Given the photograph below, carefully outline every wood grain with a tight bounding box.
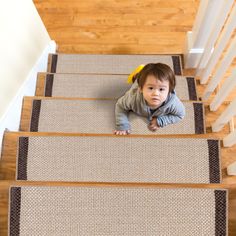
[35,73,47,96]
[34,0,200,54]
[1,0,236,235]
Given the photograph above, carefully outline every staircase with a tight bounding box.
[0,53,232,235]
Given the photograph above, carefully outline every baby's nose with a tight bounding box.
[153,89,160,95]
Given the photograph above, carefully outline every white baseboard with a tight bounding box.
[0,40,56,156]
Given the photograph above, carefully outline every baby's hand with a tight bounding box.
[114,130,130,135]
[148,117,159,132]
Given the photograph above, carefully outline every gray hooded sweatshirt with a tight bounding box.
[115,80,185,131]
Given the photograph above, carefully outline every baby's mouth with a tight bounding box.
[152,98,159,101]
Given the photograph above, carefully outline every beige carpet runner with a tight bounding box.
[44,73,197,100]
[9,186,227,235]
[7,52,227,235]
[17,136,221,183]
[29,99,205,134]
[49,54,183,75]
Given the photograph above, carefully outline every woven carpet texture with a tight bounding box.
[50,54,182,75]
[29,99,205,134]
[44,74,197,100]
[17,136,221,183]
[9,186,227,236]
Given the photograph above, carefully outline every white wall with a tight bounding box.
[0,0,56,154]
[0,0,51,117]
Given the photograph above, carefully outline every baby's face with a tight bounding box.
[140,75,169,109]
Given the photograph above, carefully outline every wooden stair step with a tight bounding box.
[8,184,227,235]
[20,97,205,134]
[48,53,183,75]
[36,72,198,101]
[1,132,221,183]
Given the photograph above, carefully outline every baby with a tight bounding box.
[114,63,185,135]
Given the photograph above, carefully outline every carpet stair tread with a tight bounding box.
[36,73,198,101]
[9,185,227,235]
[48,53,183,75]
[11,134,221,183]
[20,97,205,134]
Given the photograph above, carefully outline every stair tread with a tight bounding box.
[9,185,227,235]
[12,134,221,183]
[20,97,205,135]
[3,131,219,138]
[36,73,198,100]
[48,53,183,75]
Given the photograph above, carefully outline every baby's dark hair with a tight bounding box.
[133,63,176,92]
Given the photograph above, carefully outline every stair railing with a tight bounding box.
[196,0,235,77]
[199,3,236,84]
[202,34,236,101]
[185,0,236,148]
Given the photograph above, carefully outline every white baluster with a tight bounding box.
[202,35,236,101]
[210,69,236,111]
[184,0,224,68]
[200,4,236,84]
[212,98,236,132]
[196,0,234,76]
[224,129,236,147]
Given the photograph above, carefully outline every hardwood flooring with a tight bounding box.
[33,0,200,54]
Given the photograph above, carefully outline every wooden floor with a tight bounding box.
[1,0,236,235]
[33,0,200,54]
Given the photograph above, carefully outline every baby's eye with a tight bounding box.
[160,88,166,92]
[148,87,153,90]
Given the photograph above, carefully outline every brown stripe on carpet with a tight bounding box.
[9,187,21,236]
[208,140,221,183]
[172,55,182,75]
[17,137,28,180]
[186,77,198,100]
[44,74,54,97]
[8,186,228,236]
[50,54,58,73]
[215,190,227,236]
[193,103,205,134]
[30,100,41,132]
